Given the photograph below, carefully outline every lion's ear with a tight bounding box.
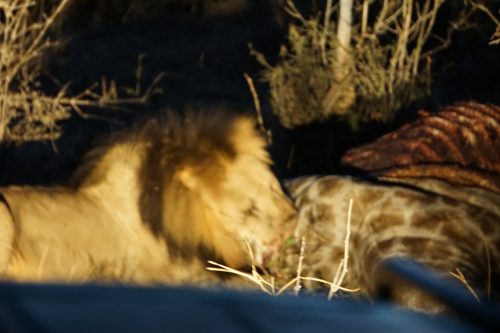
[176,162,225,197]
[176,167,200,193]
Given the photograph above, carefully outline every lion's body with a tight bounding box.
[0,111,296,284]
[279,175,500,313]
[1,186,172,283]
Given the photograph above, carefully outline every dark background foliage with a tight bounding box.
[1,0,498,184]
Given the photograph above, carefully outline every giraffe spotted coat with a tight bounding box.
[276,175,499,313]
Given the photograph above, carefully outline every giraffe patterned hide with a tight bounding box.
[279,175,500,314]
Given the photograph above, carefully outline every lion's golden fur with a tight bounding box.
[0,110,296,284]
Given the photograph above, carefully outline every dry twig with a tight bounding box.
[328,198,353,299]
[243,72,272,144]
[206,200,359,298]
[450,268,480,303]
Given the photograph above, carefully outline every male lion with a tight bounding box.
[0,110,296,285]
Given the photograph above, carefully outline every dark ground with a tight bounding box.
[0,1,499,185]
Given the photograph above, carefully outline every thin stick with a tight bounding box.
[330,258,344,292]
[450,268,480,303]
[277,276,300,295]
[361,0,369,37]
[206,261,273,295]
[245,240,276,294]
[293,237,306,295]
[321,0,334,65]
[277,276,359,295]
[328,198,353,299]
[302,277,359,292]
[243,73,268,136]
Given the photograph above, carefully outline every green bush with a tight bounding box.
[254,0,476,129]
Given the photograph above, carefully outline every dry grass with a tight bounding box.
[243,72,272,145]
[0,0,161,144]
[450,268,480,303]
[207,198,359,299]
[253,0,479,129]
[491,27,500,45]
[466,0,500,45]
[447,219,493,302]
[0,0,72,142]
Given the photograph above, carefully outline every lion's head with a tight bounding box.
[162,112,297,269]
[0,110,296,283]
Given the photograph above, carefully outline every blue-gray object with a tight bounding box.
[0,281,485,333]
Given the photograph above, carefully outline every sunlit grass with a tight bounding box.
[207,198,360,298]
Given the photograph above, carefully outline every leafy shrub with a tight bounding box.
[255,0,477,129]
